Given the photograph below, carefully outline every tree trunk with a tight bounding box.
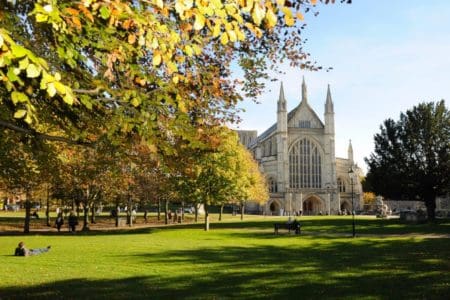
[164,199,169,225]
[24,189,31,234]
[204,201,209,231]
[241,203,245,221]
[82,203,89,231]
[424,193,436,221]
[90,202,96,224]
[115,202,120,227]
[181,201,185,221]
[46,185,51,227]
[219,204,224,221]
[194,204,198,223]
[157,198,161,221]
[127,196,133,227]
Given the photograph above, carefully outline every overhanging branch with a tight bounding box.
[0,119,93,146]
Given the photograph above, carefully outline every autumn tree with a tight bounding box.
[0,128,59,232]
[0,0,339,157]
[365,101,450,220]
[167,127,267,230]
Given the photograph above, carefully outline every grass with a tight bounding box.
[0,214,449,299]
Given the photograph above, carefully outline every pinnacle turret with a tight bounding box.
[277,82,287,112]
[325,84,334,114]
[348,139,354,163]
[301,76,308,103]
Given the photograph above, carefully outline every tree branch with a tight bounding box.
[0,119,93,146]
[73,87,102,95]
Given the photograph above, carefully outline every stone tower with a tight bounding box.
[276,82,288,193]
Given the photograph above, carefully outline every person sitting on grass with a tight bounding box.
[14,242,51,256]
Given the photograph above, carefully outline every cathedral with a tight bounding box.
[237,78,363,215]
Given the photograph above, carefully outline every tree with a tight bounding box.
[365,100,450,220]
[0,0,339,156]
[0,127,59,232]
[167,127,267,230]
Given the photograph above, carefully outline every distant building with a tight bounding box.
[237,78,363,215]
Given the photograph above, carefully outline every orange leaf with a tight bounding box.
[65,8,79,16]
[72,16,82,29]
[128,34,136,44]
[78,4,94,22]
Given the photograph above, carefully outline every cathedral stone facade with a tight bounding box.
[237,78,363,215]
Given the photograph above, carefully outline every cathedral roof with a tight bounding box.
[256,101,324,144]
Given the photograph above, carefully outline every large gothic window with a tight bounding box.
[289,138,322,188]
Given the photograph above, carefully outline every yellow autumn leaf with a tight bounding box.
[152,53,162,66]
[14,109,27,119]
[227,30,237,42]
[192,44,202,55]
[63,93,74,105]
[296,12,304,21]
[285,16,295,26]
[265,8,277,28]
[213,22,221,37]
[26,63,41,78]
[311,0,317,5]
[193,12,206,30]
[128,34,136,44]
[252,3,266,26]
[47,82,57,97]
[184,45,194,56]
[220,32,229,45]
[167,61,178,73]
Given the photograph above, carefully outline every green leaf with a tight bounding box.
[11,91,29,104]
[131,98,140,107]
[24,113,33,124]
[26,64,41,78]
[80,95,93,110]
[11,44,28,58]
[36,13,48,23]
[18,58,29,70]
[13,109,27,119]
[54,81,67,94]
[47,82,57,97]
[100,6,111,20]
[63,93,74,105]
[7,68,19,82]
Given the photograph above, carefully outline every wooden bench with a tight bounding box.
[274,221,301,235]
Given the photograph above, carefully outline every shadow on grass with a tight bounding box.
[1,217,449,237]
[1,238,449,299]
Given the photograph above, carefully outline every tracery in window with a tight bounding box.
[289,138,322,188]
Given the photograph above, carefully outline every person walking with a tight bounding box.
[55,213,64,232]
[68,211,78,232]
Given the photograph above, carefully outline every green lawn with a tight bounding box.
[1,215,449,299]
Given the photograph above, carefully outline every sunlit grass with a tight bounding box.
[0,215,449,299]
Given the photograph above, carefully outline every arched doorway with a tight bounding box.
[340,201,352,215]
[302,196,325,215]
[269,200,281,216]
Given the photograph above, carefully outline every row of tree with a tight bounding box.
[0,125,268,232]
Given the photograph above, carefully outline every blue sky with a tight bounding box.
[233,1,450,173]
